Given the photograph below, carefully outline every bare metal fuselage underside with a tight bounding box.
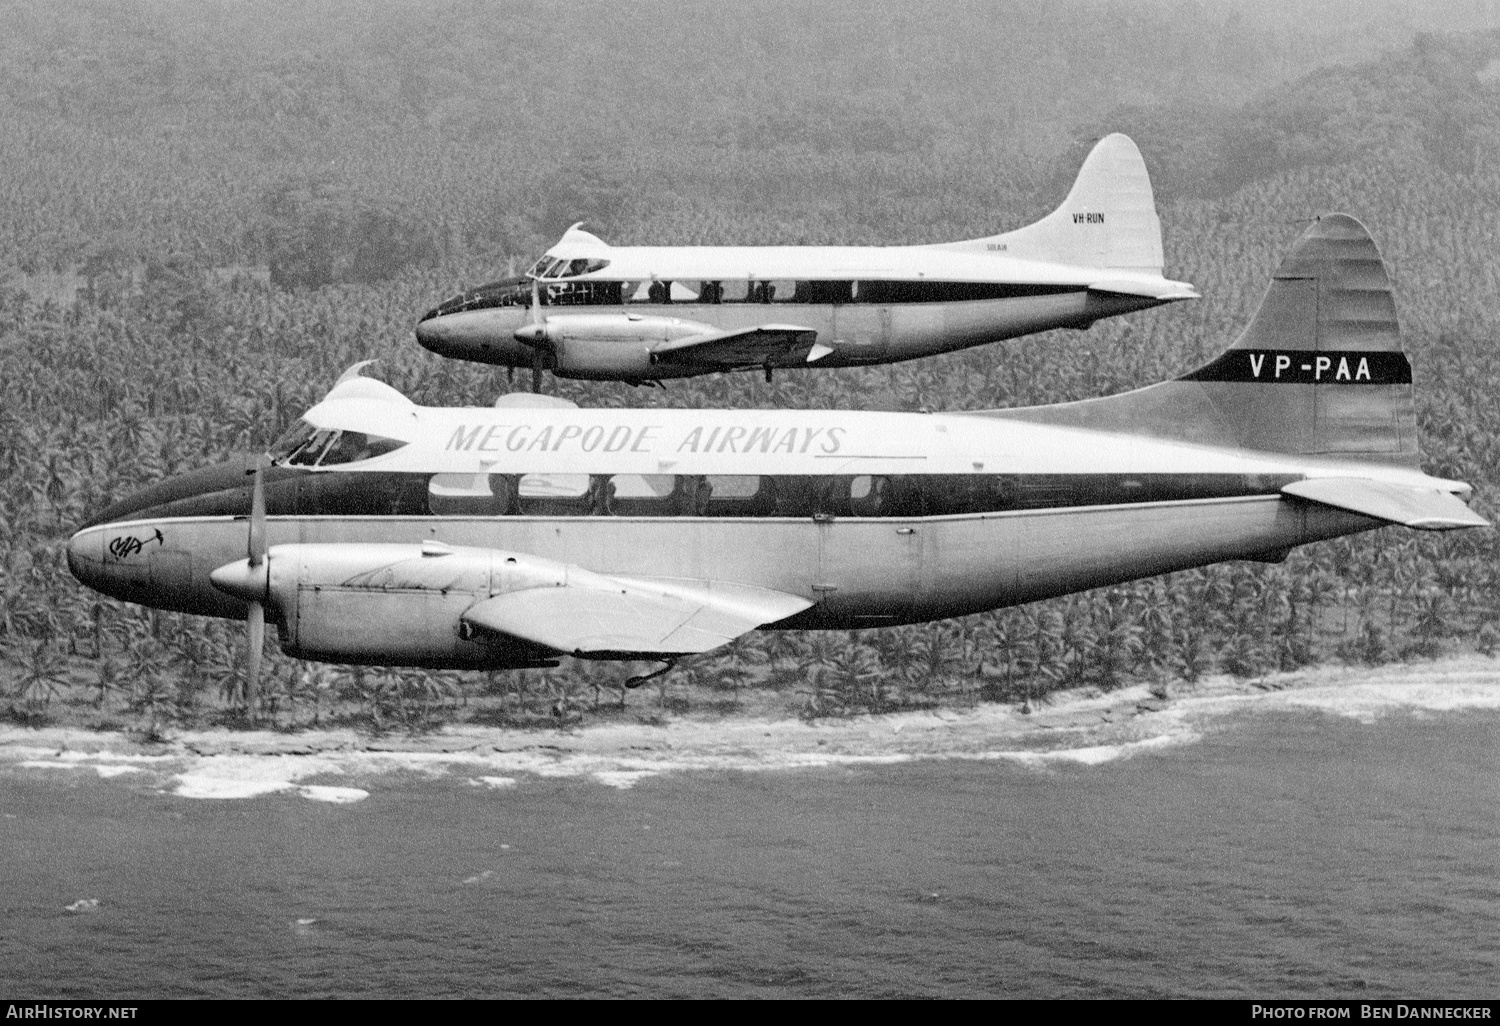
[70,498,1377,668]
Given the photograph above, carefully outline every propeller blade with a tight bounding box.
[244,458,268,722]
[248,461,266,567]
[246,600,264,720]
[512,277,552,349]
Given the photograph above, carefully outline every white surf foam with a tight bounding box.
[1172,672,1500,725]
[9,664,1496,801]
[1271,679,1500,722]
[171,754,358,801]
[20,759,144,778]
[593,770,657,789]
[297,785,368,804]
[986,729,1199,768]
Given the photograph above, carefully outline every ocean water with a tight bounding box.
[1,697,1497,998]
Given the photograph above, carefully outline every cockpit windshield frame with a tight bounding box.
[268,420,408,468]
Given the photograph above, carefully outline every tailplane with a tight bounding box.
[981,214,1420,466]
[942,133,1166,274]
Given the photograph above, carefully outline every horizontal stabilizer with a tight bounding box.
[1281,478,1489,530]
[461,579,811,658]
[1088,279,1199,301]
[651,324,818,367]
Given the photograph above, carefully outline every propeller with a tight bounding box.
[513,277,550,349]
[513,277,549,393]
[209,457,271,723]
[244,458,266,721]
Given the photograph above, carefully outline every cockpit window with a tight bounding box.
[267,420,319,463]
[317,430,407,465]
[527,256,610,280]
[268,420,407,467]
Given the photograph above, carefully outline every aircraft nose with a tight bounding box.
[415,309,528,366]
[415,311,488,358]
[414,313,458,355]
[66,525,105,589]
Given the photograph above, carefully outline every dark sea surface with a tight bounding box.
[2,705,1497,999]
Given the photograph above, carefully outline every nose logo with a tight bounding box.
[108,529,165,561]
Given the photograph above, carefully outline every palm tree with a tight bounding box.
[10,639,70,717]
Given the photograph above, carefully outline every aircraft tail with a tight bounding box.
[982,213,1420,466]
[945,133,1166,274]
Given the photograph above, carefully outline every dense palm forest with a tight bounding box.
[4,1,1500,729]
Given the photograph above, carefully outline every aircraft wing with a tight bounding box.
[1281,478,1490,531]
[461,577,812,658]
[650,324,821,367]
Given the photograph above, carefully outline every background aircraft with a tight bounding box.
[68,215,1484,709]
[415,134,1197,387]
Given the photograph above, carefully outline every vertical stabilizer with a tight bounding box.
[983,214,1420,466]
[944,133,1165,273]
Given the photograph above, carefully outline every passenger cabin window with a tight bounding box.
[240,469,1273,521]
[704,475,777,516]
[427,473,514,516]
[631,280,702,304]
[606,474,700,516]
[749,280,796,303]
[517,472,595,515]
[847,475,920,517]
[795,280,854,304]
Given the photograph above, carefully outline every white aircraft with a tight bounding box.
[71,215,1482,706]
[416,134,1197,386]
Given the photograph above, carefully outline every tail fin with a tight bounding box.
[984,214,1420,466]
[943,133,1165,273]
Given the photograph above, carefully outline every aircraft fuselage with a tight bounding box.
[70,394,1420,671]
[70,496,1380,668]
[417,291,1164,379]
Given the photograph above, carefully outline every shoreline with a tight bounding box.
[5,656,1500,798]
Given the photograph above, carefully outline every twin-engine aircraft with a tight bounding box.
[416,134,1197,386]
[71,216,1484,698]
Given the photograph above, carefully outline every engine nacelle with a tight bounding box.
[528,313,716,379]
[260,543,565,669]
[551,337,656,378]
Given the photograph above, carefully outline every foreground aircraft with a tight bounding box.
[416,134,1197,386]
[71,216,1484,700]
